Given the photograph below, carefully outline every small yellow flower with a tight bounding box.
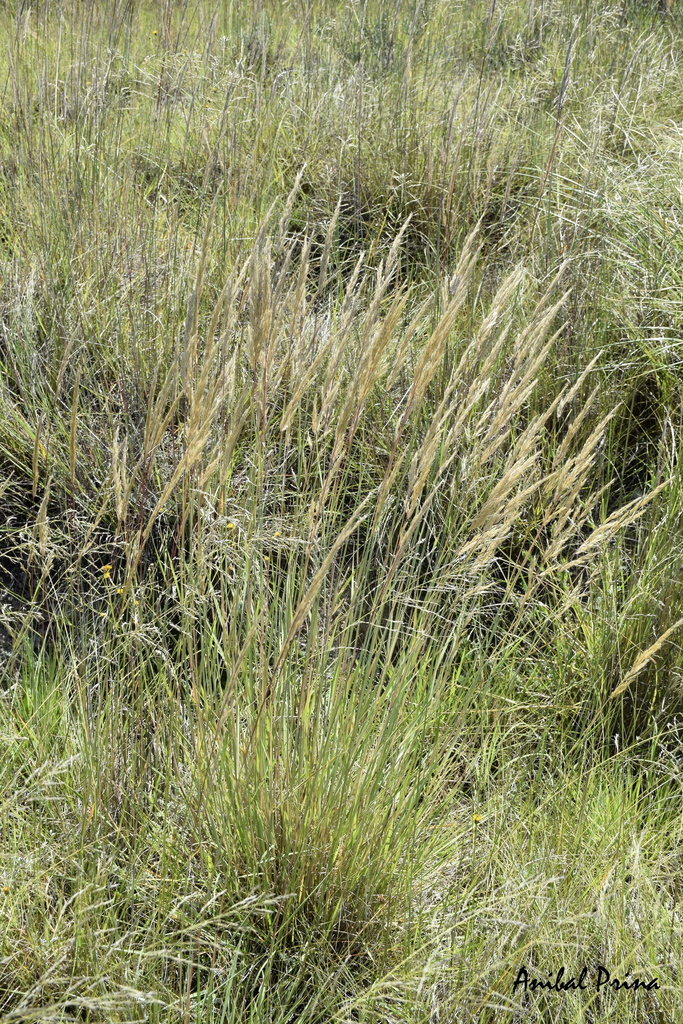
[153,30,158,35]
[227,522,236,530]
[274,531,281,538]
[116,588,123,594]
[264,555,269,562]
[472,814,483,823]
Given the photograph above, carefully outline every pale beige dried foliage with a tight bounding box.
[107,216,663,620]
[381,255,660,592]
[610,614,683,699]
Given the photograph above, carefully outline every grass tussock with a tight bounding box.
[2,1,683,1021]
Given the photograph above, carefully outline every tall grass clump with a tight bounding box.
[2,1,683,1021]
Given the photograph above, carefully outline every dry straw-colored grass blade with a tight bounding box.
[610,616,683,699]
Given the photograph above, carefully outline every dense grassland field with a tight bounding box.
[3,0,683,1020]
